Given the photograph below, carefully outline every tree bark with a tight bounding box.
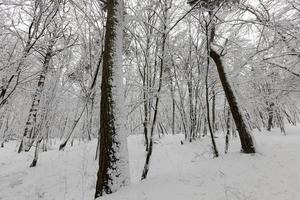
[95,0,130,197]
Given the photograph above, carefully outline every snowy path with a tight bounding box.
[1,126,300,200]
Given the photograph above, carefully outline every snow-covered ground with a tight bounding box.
[1,125,300,200]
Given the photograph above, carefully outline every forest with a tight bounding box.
[0,0,300,199]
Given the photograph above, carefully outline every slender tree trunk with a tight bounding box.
[141,1,168,180]
[142,23,152,151]
[188,79,194,142]
[203,117,207,137]
[59,104,87,151]
[225,107,230,154]
[172,90,176,135]
[95,0,130,197]
[170,57,176,135]
[143,67,149,151]
[205,20,218,157]
[267,102,274,131]
[18,41,54,153]
[29,62,60,165]
[141,35,165,180]
[205,65,218,157]
[212,89,216,131]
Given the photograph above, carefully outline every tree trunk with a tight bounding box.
[141,32,165,181]
[212,89,216,131]
[30,137,43,167]
[188,79,194,142]
[205,58,218,157]
[267,102,274,131]
[205,21,218,157]
[210,49,255,153]
[59,104,87,151]
[18,40,54,153]
[225,107,230,154]
[0,111,9,148]
[95,0,130,197]
[143,67,149,151]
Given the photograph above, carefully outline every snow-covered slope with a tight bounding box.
[1,126,300,200]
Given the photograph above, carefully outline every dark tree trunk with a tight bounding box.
[210,49,255,153]
[143,72,149,151]
[225,107,230,154]
[172,96,176,135]
[267,102,274,131]
[212,89,216,131]
[142,24,152,151]
[203,117,208,137]
[95,0,129,198]
[188,79,194,142]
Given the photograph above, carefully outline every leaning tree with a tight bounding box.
[188,0,256,153]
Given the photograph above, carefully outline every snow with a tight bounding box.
[1,125,300,200]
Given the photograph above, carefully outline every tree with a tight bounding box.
[18,38,56,153]
[18,0,76,153]
[94,0,130,198]
[0,0,60,109]
[188,0,256,153]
